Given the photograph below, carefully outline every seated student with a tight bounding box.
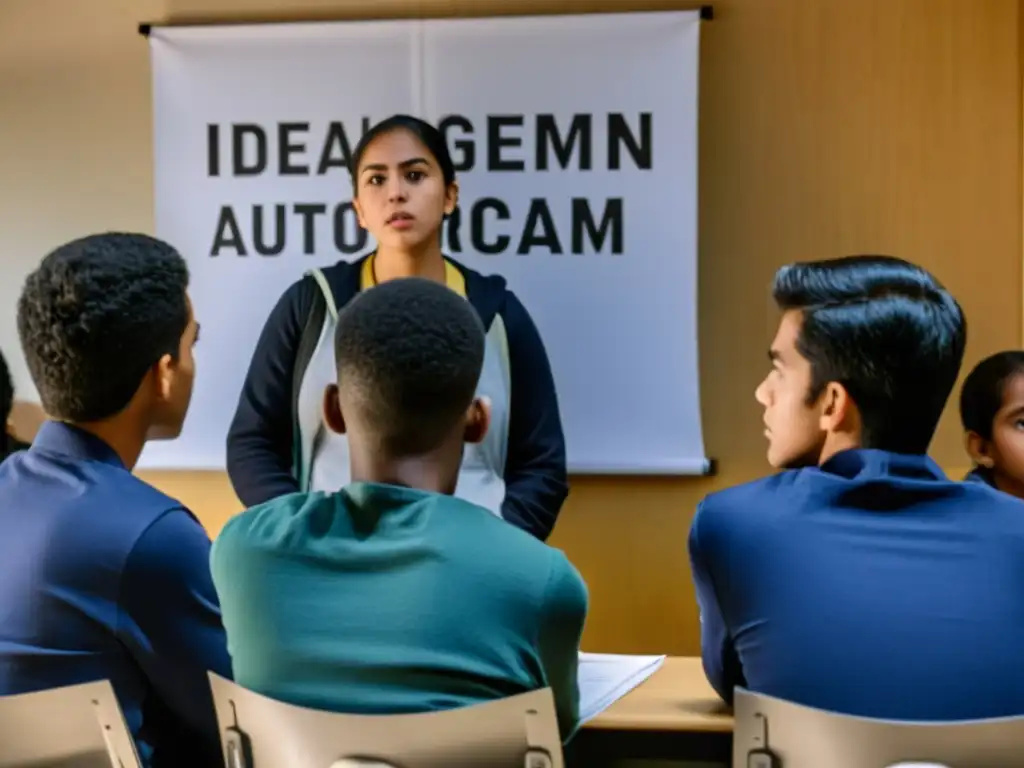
[0,233,231,767]
[0,348,30,461]
[211,277,588,741]
[959,350,1024,499]
[689,255,1024,721]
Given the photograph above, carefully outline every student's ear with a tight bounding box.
[322,384,347,436]
[818,381,858,435]
[153,353,176,402]
[966,430,996,468]
[443,180,459,217]
[463,396,490,445]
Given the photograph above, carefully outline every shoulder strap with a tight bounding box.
[492,313,511,402]
[308,267,339,321]
[453,255,509,393]
[290,269,333,479]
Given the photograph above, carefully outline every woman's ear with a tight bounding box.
[966,430,995,468]
[322,384,347,436]
[463,395,490,445]
[352,196,366,230]
[444,180,459,217]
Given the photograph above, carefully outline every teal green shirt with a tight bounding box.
[210,483,588,740]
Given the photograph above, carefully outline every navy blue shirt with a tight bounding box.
[964,466,995,487]
[689,448,1024,720]
[0,422,231,767]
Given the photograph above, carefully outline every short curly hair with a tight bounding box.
[334,277,485,456]
[17,232,190,423]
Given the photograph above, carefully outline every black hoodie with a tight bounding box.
[225,254,568,541]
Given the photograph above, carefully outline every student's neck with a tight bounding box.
[373,244,446,285]
[993,471,1024,501]
[72,418,147,471]
[349,451,456,495]
[817,432,861,466]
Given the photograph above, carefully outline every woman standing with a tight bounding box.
[226,115,568,540]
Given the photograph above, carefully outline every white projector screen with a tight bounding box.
[146,11,709,474]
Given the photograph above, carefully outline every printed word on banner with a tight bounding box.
[146,11,708,474]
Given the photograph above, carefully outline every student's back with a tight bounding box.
[213,484,583,719]
[212,277,587,741]
[0,233,230,767]
[690,254,1024,721]
[692,448,1024,720]
[0,427,225,755]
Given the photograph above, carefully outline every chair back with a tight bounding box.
[734,687,1024,768]
[0,679,140,767]
[209,672,563,768]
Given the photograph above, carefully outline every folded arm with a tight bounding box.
[119,509,232,765]
[688,503,744,704]
[537,552,589,741]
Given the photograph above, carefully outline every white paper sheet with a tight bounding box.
[577,652,666,723]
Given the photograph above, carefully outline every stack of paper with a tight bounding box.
[576,652,666,723]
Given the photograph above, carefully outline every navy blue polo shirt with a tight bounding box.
[690,448,1024,721]
[0,422,231,767]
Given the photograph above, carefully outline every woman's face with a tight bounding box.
[352,129,457,251]
[979,373,1024,498]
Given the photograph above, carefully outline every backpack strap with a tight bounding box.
[290,269,335,484]
[485,312,513,478]
[308,267,339,321]
[492,313,511,405]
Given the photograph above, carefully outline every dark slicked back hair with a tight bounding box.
[334,277,485,456]
[960,350,1024,440]
[17,232,190,423]
[773,254,966,454]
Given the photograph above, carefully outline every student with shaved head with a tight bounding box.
[213,277,588,743]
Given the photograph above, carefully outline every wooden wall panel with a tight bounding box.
[152,0,1023,654]
[2,0,1019,656]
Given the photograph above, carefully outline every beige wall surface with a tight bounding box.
[0,0,1020,655]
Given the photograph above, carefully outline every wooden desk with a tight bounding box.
[570,657,734,766]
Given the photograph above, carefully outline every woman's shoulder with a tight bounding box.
[446,256,547,346]
[447,254,533,312]
[278,255,370,312]
[318,255,371,297]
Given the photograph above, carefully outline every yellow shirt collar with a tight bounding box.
[360,253,467,298]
